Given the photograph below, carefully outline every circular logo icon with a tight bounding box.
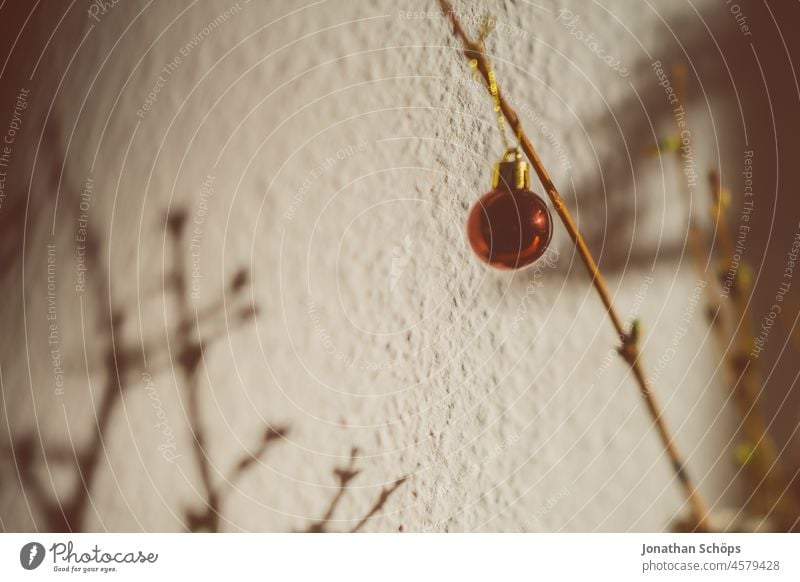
[19,542,45,570]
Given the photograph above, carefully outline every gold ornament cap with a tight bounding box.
[491,148,530,190]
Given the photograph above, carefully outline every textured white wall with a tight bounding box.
[0,0,749,532]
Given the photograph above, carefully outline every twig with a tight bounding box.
[707,170,798,526]
[438,0,710,530]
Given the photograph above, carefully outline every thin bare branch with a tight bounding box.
[438,0,710,530]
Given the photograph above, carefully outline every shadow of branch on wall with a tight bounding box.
[1,200,282,531]
[4,220,144,531]
[303,446,407,533]
[163,210,291,533]
[2,203,407,532]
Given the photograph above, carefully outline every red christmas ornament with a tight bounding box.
[467,149,553,269]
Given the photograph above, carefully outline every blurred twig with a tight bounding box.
[707,170,798,527]
[654,65,796,528]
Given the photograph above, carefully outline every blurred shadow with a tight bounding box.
[303,446,407,533]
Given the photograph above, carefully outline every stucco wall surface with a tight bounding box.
[0,0,755,532]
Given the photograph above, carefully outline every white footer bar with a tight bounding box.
[1,533,797,581]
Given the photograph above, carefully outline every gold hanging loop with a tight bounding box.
[468,15,513,153]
